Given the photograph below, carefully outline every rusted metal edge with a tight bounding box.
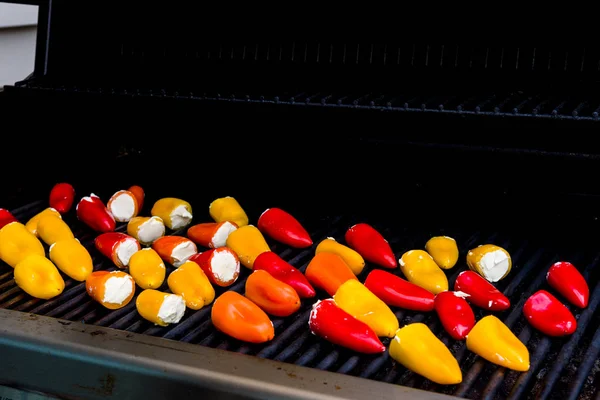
[0,308,457,400]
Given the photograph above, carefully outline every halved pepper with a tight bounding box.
[253,251,316,298]
[25,207,61,236]
[425,236,459,269]
[211,291,274,343]
[546,261,589,308]
[389,323,462,385]
[127,216,165,246]
[225,225,270,269]
[86,270,136,309]
[466,244,512,283]
[76,194,116,233]
[187,221,238,249]
[128,248,166,289]
[49,182,75,214]
[466,315,530,371]
[399,250,448,295]
[37,214,74,245]
[49,238,93,281]
[136,289,186,326]
[257,207,312,248]
[245,269,301,317]
[345,223,397,269]
[152,236,198,267]
[454,270,510,311]
[434,291,476,340]
[151,197,193,230]
[364,269,435,312]
[305,252,357,296]
[334,280,399,338]
[0,222,45,268]
[523,290,577,336]
[209,196,249,227]
[315,237,365,275]
[128,185,145,211]
[0,208,17,229]
[309,299,385,354]
[188,247,240,287]
[167,260,215,310]
[95,232,141,268]
[107,190,139,223]
[14,254,65,300]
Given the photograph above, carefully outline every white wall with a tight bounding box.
[0,3,38,87]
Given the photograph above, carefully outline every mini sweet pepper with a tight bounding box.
[334,280,399,338]
[86,270,136,309]
[25,207,61,236]
[136,289,186,326]
[345,223,396,269]
[364,269,435,312]
[49,182,75,214]
[389,323,462,385]
[188,247,240,287]
[467,244,512,283]
[0,208,17,229]
[211,291,275,343]
[399,250,448,294]
[14,254,65,300]
[305,252,357,296]
[0,221,45,268]
[95,232,141,268]
[127,216,166,246]
[49,238,93,281]
[523,290,577,336]
[253,251,316,298]
[107,190,139,223]
[128,185,145,211]
[151,197,193,230]
[257,207,312,248]
[454,270,510,311]
[309,299,385,354]
[37,214,74,245]
[152,236,198,267]
[76,194,116,233]
[466,315,530,371]
[425,236,459,269]
[546,261,589,308]
[168,260,215,310]
[434,291,476,340]
[187,221,238,249]
[225,225,270,269]
[128,248,166,289]
[245,270,301,317]
[209,196,249,227]
[315,237,365,275]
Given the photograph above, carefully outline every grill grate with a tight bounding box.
[1,200,599,400]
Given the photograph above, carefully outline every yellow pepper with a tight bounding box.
[49,238,93,281]
[466,244,512,283]
[37,215,74,246]
[136,289,186,326]
[226,225,270,269]
[150,198,193,230]
[333,280,399,338]
[14,254,65,300]
[167,260,215,310]
[25,207,61,236]
[128,248,166,289]
[399,250,448,294]
[209,196,249,227]
[389,323,462,385]
[315,237,365,275]
[466,315,529,372]
[424,236,459,269]
[0,222,45,268]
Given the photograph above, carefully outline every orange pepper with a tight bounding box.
[211,291,274,343]
[245,270,301,317]
[305,252,358,296]
[85,270,136,310]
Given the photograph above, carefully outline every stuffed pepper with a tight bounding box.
[128,248,166,289]
[152,236,197,267]
[86,270,136,309]
[466,244,512,282]
[136,289,186,326]
[127,216,166,246]
[151,197,193,230]
[187,221,238,249]
[167,260,215,310]
[107,190,139,223]
[209,196,249,227]
[188,247,240,287]
[95,232,141,268]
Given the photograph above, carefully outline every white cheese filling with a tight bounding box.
[170,205,193,230]
[116,238,139,267]
[479,250,510,282]
[211,221,238,248]
[137,217,165,245]
[171,241,197,267]
[103,276,133,305]
[110,193,136,222]
[158,294,186,324]
[210,249,239,282]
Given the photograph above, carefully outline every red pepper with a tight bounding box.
[253,251,316,298]
[188,247,241,287]
[363,269,435,312]
[49,183,75,214]
[95,232,141,268]
[76,194,116,232]
[0,208,17,229]
[257,208,312,248]
[308,299,385,354]
[547,261,589,308]
[454,271,510,311]
[523,290,577,336]
[345,223,396,269]
[434,291,476,340]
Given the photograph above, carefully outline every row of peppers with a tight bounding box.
[0,184,591,385]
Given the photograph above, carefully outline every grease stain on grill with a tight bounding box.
[57,321,71,326]
[90,330,106,337]
[74,373,116,397]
